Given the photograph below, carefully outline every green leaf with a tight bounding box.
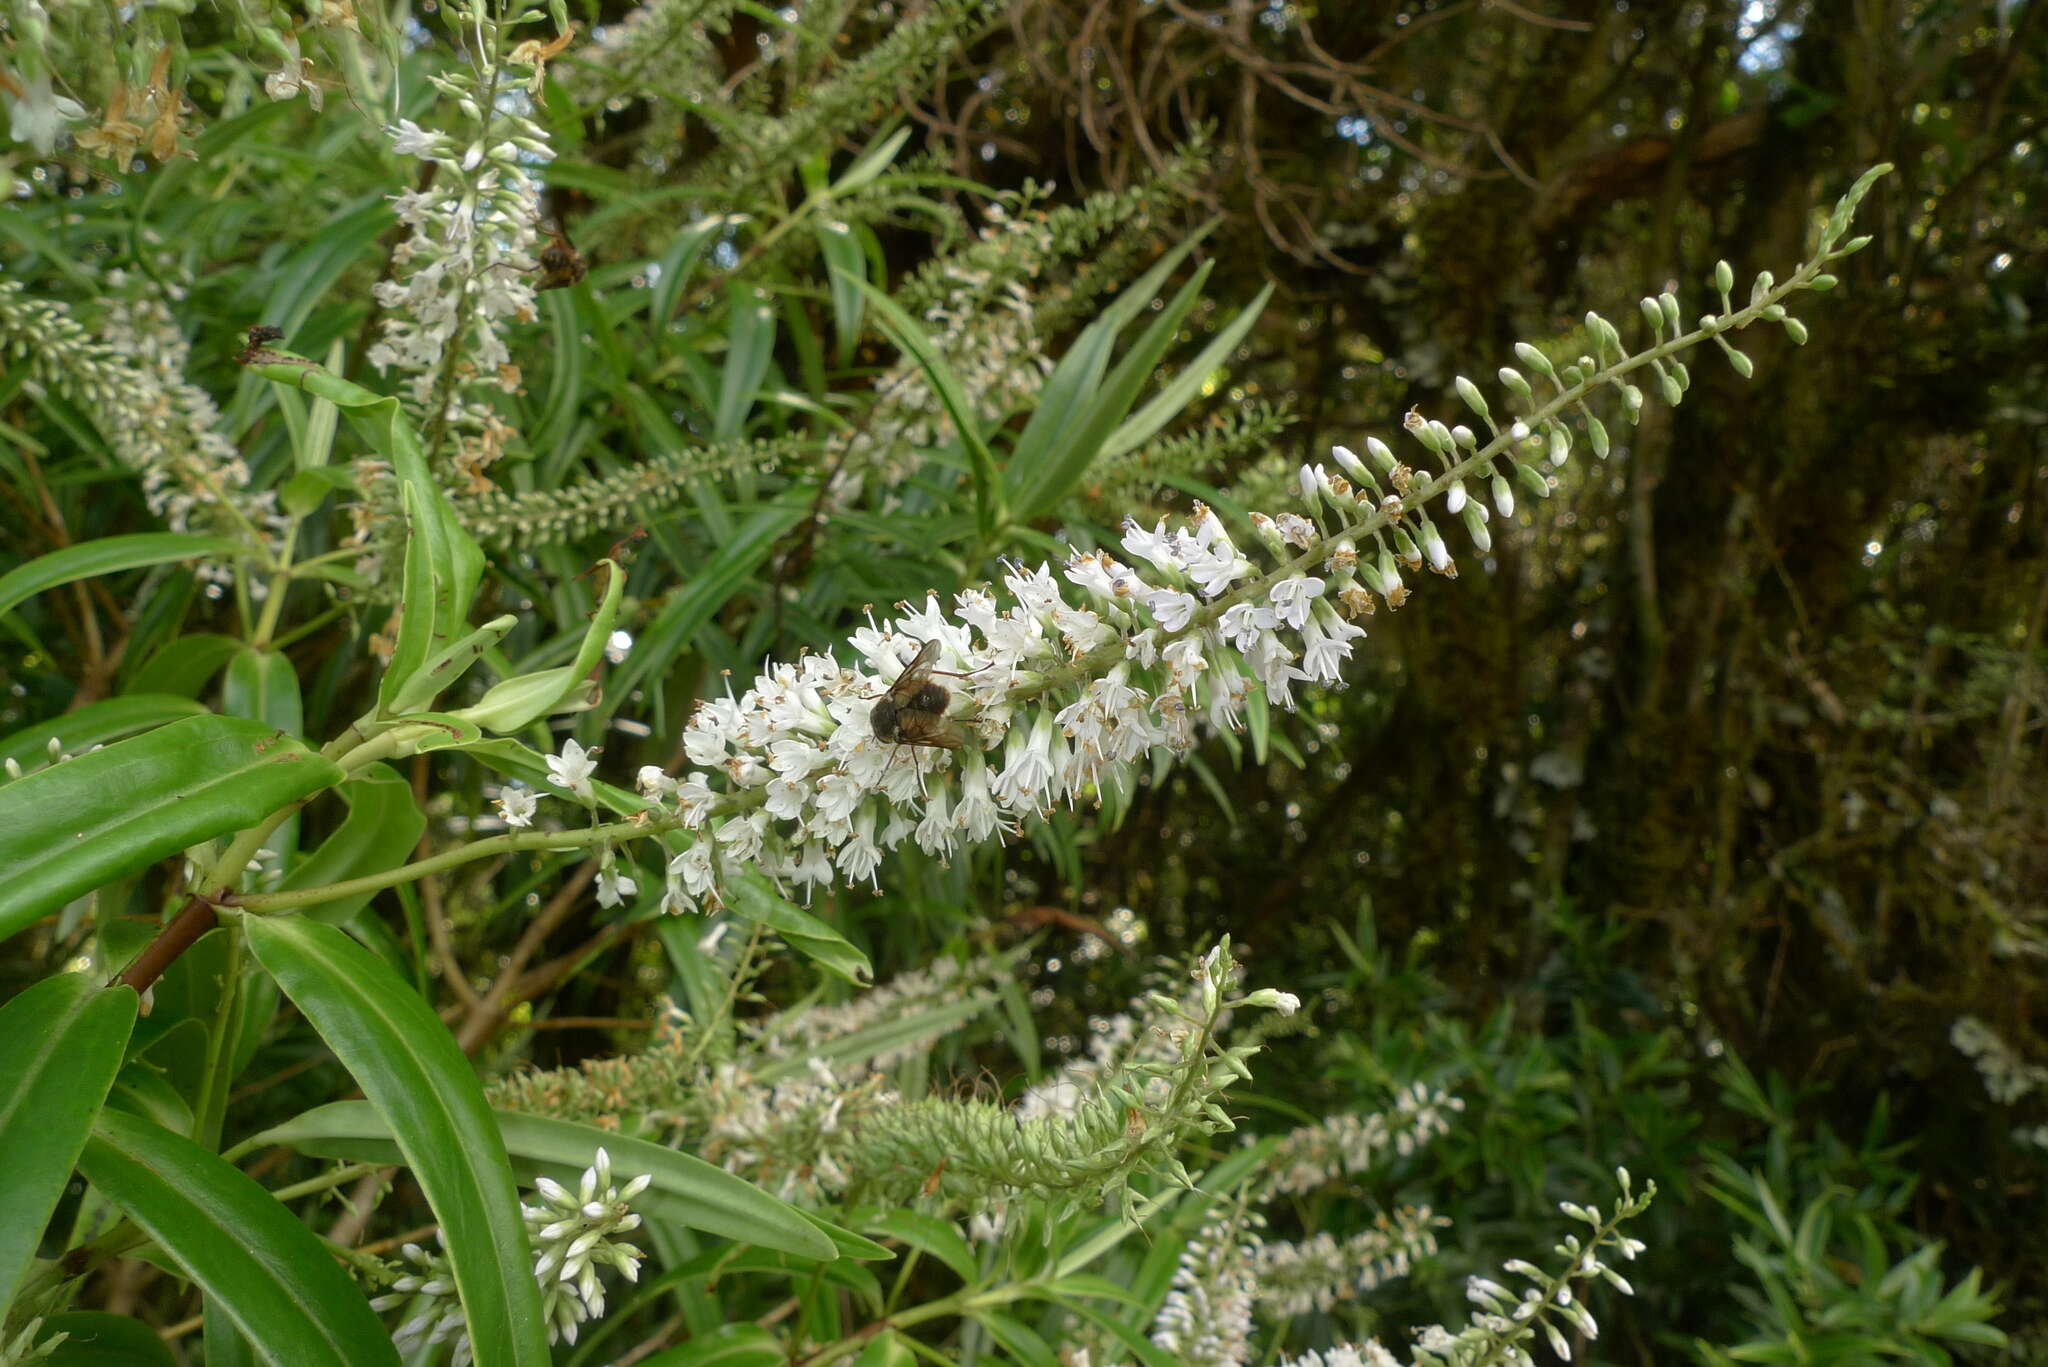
[829,125,912,196]
[715,285,776,442]
[276,766,425,925]
[648,217,725,328]
[1101,283,1273,461]
[844,276,1002,539]
[0,716,345,940]
[239,915,549,1367]
[38,1311,179,1365]
[389,614,519,718]
[814,220,866,366]
[724,868,871,983]
[450,557,619,732]
[636,1324,785,1367]
[857,1209,976,1282]
[0,974,137,1306]
[221,647,305,852]
[243,358,483,706]
[204,1297,260,1367]
[77,1110,400,1367]
[850,1330,918,1367]
[250,1102,840,1261]
[0,695,207,774]
[378,483,440,713]
[0,534,251,621]
[972,1312,1058,1367]
[126,634,243,699]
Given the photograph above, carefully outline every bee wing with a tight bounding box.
[897,710,966,750]
[888,638,945,702]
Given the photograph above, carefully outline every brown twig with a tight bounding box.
[115,894,223,996]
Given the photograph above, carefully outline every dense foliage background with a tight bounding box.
[1,0,2042,1364]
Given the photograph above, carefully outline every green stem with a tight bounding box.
[232,817,648,913]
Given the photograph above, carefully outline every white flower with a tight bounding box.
[1143,587,1200,632]
[496,786,538,828]
[595,867,637,908]
[388,118,439,157]
[546,739,598,799]
[1268,576,1325,630]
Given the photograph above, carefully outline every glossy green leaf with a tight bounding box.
[223,647,307,861]
[1101,282,1274,461]
[814,219,866,365]
[276,766,425,925]
[636,1324,785,1367]
[105,1056,196,1137]
[857,1209,976,1281]
[829,125,912,196]
[973,1313,1058,1367]
[239,915,549,1366]
[0,974,137,1306]
[251,1101,839,1261]
[0,695,207,774]
[378,483,439,712]
[450,558,619,733]
[126,634,243,699]
[387,614,518,717]
[715,284,775,442]
[38,1311,178,1365]
[244,358,482,707]
[851,1330,917,1367]
[724,868,871,984]
[203,1297,260,1367]
[0,716,345,940]
[77,1110,399,1367]
[648,216,723,328]
[0,534,251,621]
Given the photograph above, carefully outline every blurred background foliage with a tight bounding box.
[2,0,2043,1361]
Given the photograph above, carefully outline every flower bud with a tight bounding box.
[1514,341,1556,378]
[1713,259,1734,294]
[1587,415,1610,458]
[1497,366,1530,397]
[1454,375,1489,422]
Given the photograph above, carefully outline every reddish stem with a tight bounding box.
[115,896,225,996]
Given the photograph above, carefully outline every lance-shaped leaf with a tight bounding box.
[724,868,871,984]
[251,1103,840,1262]
[0,974,137,1306]
[77,1109,399,1367]
[0,716,345,940]
[243,358,483,711]
[451,560,622,734]
[241,915,548,1367]
[35,1311,179,1364]
[0,533,251,621]
[275,766,425,925]
[0,694,207,775]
